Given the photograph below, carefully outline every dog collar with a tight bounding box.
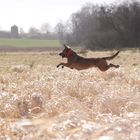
[66,49,73,57]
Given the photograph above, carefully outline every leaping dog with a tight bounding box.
[57,44,120,71]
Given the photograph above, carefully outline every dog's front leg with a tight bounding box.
[57,63,71,69]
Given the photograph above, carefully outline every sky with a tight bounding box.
[0,0,118,32]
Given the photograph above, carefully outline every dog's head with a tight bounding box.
[59,44,73,58]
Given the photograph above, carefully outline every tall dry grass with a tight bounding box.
[0,51,140,140]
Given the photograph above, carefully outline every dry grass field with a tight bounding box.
[0,50,140,140]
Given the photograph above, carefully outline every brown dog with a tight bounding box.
[57,44,120,71]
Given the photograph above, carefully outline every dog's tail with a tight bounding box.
[102,51,120,60]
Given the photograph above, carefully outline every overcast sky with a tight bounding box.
[0,0,118,32]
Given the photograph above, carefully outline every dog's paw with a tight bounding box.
[116,65,120,68]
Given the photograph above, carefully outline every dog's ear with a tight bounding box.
[63,44,70,49]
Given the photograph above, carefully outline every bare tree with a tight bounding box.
[28,27,40,38]
[55,21,66,42]
[29,27,39,34]
[40,23,51,34]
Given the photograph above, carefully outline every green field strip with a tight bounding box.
[0,38,61,47]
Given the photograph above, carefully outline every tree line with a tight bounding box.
[63,0,140,50]
[0,22,66,40]
[20,22,66,40]
[1,0,140,50]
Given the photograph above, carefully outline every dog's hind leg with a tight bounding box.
[98,63,120,71]
[107,63,120,71]
[108,63,120,68]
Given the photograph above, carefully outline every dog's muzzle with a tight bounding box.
[59,53,65,58]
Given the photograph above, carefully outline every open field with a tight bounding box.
[0,38,60,47]
[0,50,140,140]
